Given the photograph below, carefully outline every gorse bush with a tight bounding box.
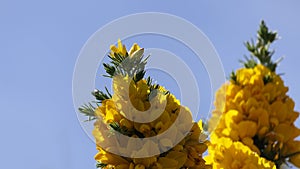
[206,21,300,169]
[80,21,300,169]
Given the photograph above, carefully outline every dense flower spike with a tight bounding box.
[81,40,211,169]
[206,21,300,168]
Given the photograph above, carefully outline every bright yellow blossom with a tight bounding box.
[110,39,141,58]
[110,39,127,57]
[206,64,300,168]
[92,41,210,169]
[205,135,276,169]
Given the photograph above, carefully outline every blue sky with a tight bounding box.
[1,1,300,169]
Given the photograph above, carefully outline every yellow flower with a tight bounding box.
[236,68,254,86]
[95,147,129,166]
[133,157,157,168]
[109,39,142,58]
[205,136,276,169]
[237,121,258,139]
[110,39,127,57]
[207,64,300,168]
[129,43,141,56]
[92,40,210,169]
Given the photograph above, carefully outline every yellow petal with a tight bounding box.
[289,153,300,168]
[166,151,187,168]
[158,157,178,169]
[94,151,129,165]
[129,43,141,56]
[134,164,145,169]
[116,164,130,169]
[274,123,295,142]
[225,110,242,129]
[237,121,257,139]
[117,39,127,56]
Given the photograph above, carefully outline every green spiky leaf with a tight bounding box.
[78,103,96,121]
[243,20,282,72]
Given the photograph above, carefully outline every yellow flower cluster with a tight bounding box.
[93,40,211,169]
[206,64,300,168]
[206,135,275,169]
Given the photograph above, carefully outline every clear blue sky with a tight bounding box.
[1,1,300,169]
